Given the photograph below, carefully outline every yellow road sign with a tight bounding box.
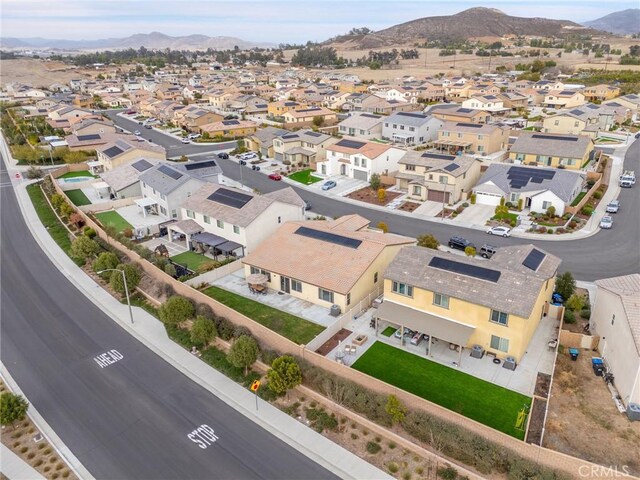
[250,380,261,392]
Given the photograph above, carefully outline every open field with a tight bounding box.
[0,59,93,88]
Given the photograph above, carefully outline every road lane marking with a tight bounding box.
[93,349,124,368]
[187,424,219,449]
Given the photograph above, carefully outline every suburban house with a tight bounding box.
[591,274,640,410]
[416,82,447,102]
[96,138,166,171]
[282,106,337,126]
[70,119,117,136]
[267,100,305,117]
[377,244,561,362]
[66,132,123,151]
[472,163,585,215]
[381,112,443,146]
[342,93,415,115]
[428,105,492,124]
[395,151,480,204]
[272,130,338,166]
[583,84,620,102]
[244,126,290,158]
[181,184,306,255]
[242,215,415,313]
[178,108,223,131]
[99,158,160,199]
[509,132,595,170]
[497,92,529,110]
[432,121,510,156]
[461,95,509,113]
[337,112,384,140]
[603,94,640,119]
[543,90,586,109]
[200,119,258,138]
[317,138,406,181]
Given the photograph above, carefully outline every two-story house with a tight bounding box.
[272,129,338,167]
[427,105,492,124]
[97,138,166,172]
[509,132,595,170]
[433,122,510,156]
[543,90,586,109]
[282,106,337,126]
[244,126,290,158]
[200,119,258,138]
[337,112,384,140]
[461,95,508,113]
[583,84,620,102]
[381,112,443,146]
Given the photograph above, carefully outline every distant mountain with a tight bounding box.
[0,32,275,51]
[583,9,640,35]
[327,7,597,49]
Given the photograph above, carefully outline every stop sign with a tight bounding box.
[15,173,20,179]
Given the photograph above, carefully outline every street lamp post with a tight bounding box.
[97,268,134,324]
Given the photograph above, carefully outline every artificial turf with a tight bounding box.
[381,326,397,337]
[65,189,91,206]
[287,169,322,185]
[95,210,133,232]
[170,251,210,271]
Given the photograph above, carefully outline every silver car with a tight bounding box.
[606,200,620,213]
[599,216,613,229]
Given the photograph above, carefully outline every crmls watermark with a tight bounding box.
[578,465,632,478]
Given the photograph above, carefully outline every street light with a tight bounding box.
[97,268,134,324]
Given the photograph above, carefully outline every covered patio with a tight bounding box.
[191,232,245,259]
[135,197,158,217]
[391,132,416,146]
[92,181,111,201]
[432,139,472,155]
[87,160,104,175]
[167,219,202,249]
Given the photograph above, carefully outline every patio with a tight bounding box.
[212,270,335,327]
[141,236,189,256]
[116,204,163,234]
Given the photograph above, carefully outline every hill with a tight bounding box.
[0,32,274,51]
[327,7,596,49]
[583,9,640,35]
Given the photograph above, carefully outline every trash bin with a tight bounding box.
[592,357,605,376]
[569,348,579,361]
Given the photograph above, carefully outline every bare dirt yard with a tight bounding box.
[347,186,402,206]
[0,59,92,88]
[544,351,640,476]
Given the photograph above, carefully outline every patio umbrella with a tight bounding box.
[246,273,268,285]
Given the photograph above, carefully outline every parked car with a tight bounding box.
[448,236,475,251]
[268,173,282,181]
[134,130,141,136]
[217,152,229,159]
[321,180,337,191]
[188,133,201,140]
[181,138,190,144]
[144,124,153,129]
[410,332,424,345]
[479,244,497,259]
[126,110,136,115]
[487,226,511,237]
[606,200,620,213]
[635,132,640,139]
[137,121,143,125]
[599,216,613,229]
[239,160,247,166]
[251,165,260,171]
[239,152,257,160]
[304,201,312,211]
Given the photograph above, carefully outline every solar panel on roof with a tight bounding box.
[421,152,455,160]
[360,113,381,119]
[184,160,217,171]
[281,134,299,139]
[103,145,124,158]
[627,94,638,99]
[207,188,253,209]
[396,112,427,119]
[77,134,101,141]
[457,108,474,113]
[531,134,578,142]
[429,257,501,283]
[222,120,240,125]
[569,109,584,115]
[456,122,482,128]
[158,164,183,180]
[335,139,366,149]
[305,131,322,137]
[444,163,459,172]
[132,159,153,172]
[294,226,362,249]
[522,248,546,271]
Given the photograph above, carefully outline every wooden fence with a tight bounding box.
[564,171,603,216]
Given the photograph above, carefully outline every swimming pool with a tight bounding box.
[59,176,94,184]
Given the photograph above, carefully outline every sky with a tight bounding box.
[1,0,636,44]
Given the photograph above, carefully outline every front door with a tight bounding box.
[280,276,290,293]
[340,164,347,175]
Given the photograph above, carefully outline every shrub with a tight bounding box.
[581,205,593,216]
[216,316,235,341]
[462,202,469,208]
[164,263,177,277]
[190,315,217,347]
[385,394,407,424]
[227,335,259,376]
[369,173,381,191]
[568,221,577,229]
[233,325,252,339]
[267,355,302,397]
[566,294,585,312]
[83,227,96,238]
[563,309,576,324]
[517,198,523,210]
[1,392,29,427]
[547,229,554,234]
[366,441,382,454]
[464,246,476,257]
[92,252,119,276]
[70,236,101,263]
[377,188,386,203]
[305,408,338,432]
[580,309,591,320]
[538,226,547,233]
[470,193,476,204]
[25,165,43,179]
[158,296,195,326]
[59,202,74,218]
[437,466,458,480]
[505,201,514,208]
[546,206,556,217]
[388,463,399,474]
[510,220,516,228]
[123,227,133,238]
[260,349,279,366]
[593,190,603,199]
[556,272,576,301]
[109,263,141,295]
[417,234,439,249]
[377,222,389,233]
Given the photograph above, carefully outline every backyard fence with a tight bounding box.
[559,330,600,350]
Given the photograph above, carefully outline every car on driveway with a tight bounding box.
[187,133,201,140]
[126,110,136,115]
[321,180,337,191]
[448,236,475,251]
[181,138,190,144]
[268,173,282,181]
[606,200,620,213]
[217,152,229,159]
[600,216,613,229]
[487,226,511,237]
[239,152,257,161]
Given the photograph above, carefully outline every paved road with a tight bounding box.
[0,158,337,479]
[106,112,640,280]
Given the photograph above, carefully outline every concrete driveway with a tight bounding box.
[307,175,368,196]
[413,201,444,217]
[452,204,495,226]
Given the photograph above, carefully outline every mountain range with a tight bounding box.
[583,9,640,35]
[0,32,274,51]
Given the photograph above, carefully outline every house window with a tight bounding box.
[203,215,211,224]
[354,158,360,167]
[428,174,433,180]
[490,310,509,326]
[216,219,224,228]
[516,153,525,161]
[612,314,615,325]
[393,124,397,129]
[384,122,389,127]
[542,201,552,209]
[374,272,378,283]
[554,120,559,126]
[400,125,405,130]
[392,281,413,297]
[433,293,449,309]
[346,293,351,306]
[250,267,271,282]
[361,158,367,168]
[171,209,177,218]
[291,279,302,292]
[159,206,167,215]
[409,127,415,132]
[233,225,240,234]
[477,145,484,152]
[439,175,448,184]
[186,210,195,219]
[490,335,510,352]
[278,216,281,224]
[318,288,334,303]
[510,193,519,203]
[419,136,424,142]
[406,164,415,171]
[161,194,166,200]
[574,121,579,127]
[412,186,421,195]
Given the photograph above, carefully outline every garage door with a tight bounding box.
[427,189,450,203]
[475,192,502,206]
[260,147,269,157]
[353,169,368,181]
[274,152,283,162]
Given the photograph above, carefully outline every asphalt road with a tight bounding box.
[0,158,337,479]
[106,112,640,280]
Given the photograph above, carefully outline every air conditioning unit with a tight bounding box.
[627,403,640,422]
[329,304,341,317]
[470,345,485,359]
[503,356,517,371]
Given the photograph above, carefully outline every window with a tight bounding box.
[542,201,552,210]
[361,158,367,168]
[419,136,424,142]
[516,153,525,161]
[490,310,509,326]
[171,209,177,218]
[611,314,615,325]
[574,121,579,127]
[186,210,195,219]
[490,335,509,352]
[203,215,211,224]
[409,127,415,132]
[392,281,413,297]
[161,194,166,200]
[433,293,449,309]
[346,293,351,306]
[406,164,415,171]
[216,219,224,228]
[233,225,240,234]
[477,145,484,152]
[439,175,448,184]
[318,288,334,303]
[291,279,302,292]
[278,216,281,224]
[354,157,360,167]
[159,206,167,215]
[374,272,378,283]
[428,174,433,180]
[554,120,559,126]
[510,193,519,203]
[393,124,397,129]
[400,125,405,130]
[412,185,421,195]
[250,267,271,282]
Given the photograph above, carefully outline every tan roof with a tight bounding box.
[243,218,414,294]
[327,140,391,159]
[595,274,640,352]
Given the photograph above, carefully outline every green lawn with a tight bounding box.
[170,251,210,271]
[65,189,91,206]
[95,210,133,232]
[202,286,325,345]
[26,183,73,254]
[352,342,531,439]
[59,170,96,179]
[287,169,322,185]
[570,191,587,207]
[491,212,518,223]
[381,326,397,337]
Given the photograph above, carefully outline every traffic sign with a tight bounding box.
[250,380,261,392]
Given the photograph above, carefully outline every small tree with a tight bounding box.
[494,204,508,217]
[377,188,386,203]
[546,205,556,217]
[92,251,120,275]
[25,165,43,179]
[227,335,259,376]
[0,392,29,429]
[51,194,65,210]
[499,196,506,207]
[312,115,324,127]
[555,272,576,301]
[377,222,389,233]
[109,263,141,295]
[369,173,381,191]
[417,233,439,249]
[164,263,177,277]
[470,193,476,205]
[566,294,585,312]
[59,202,75,218]
[70,236,101,263]
[202,131,210,140]
[179,155,188,162]
[267,355,302,398]
[464,246,476,257]
[158,295,195,326]
[385,394,407,424]
[191,315,218,347]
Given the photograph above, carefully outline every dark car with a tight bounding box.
[144,124,152,129]
[217,152,229,159]
[448,236,475,251]
[635,132,640,139]
[252,165,260,171]
[239,160,247,166]
[304,201,311,211]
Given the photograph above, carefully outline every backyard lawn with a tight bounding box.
[352,342,531,439]
[65,189,91,206]
[202,286,325,344]
[381,326,397,337]
[95,210,133,232]
[170,251,210,271]
[287,169,322,185]
[59,171,96,179]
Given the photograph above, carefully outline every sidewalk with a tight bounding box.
[0,444,46,480]
[7,160,390,479]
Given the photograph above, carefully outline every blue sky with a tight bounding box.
[1,0,635,43]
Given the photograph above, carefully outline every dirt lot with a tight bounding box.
[544,351,640,476]
[347,186,403,206]
[0,59,93,88]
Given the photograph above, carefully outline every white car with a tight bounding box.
[599,216,613,229]
[181,138,190,144]
[187,133,201,140]
[134,130,141,136]
[605,200,620,213]
[487,226,511,237]
[239,152,257,160]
